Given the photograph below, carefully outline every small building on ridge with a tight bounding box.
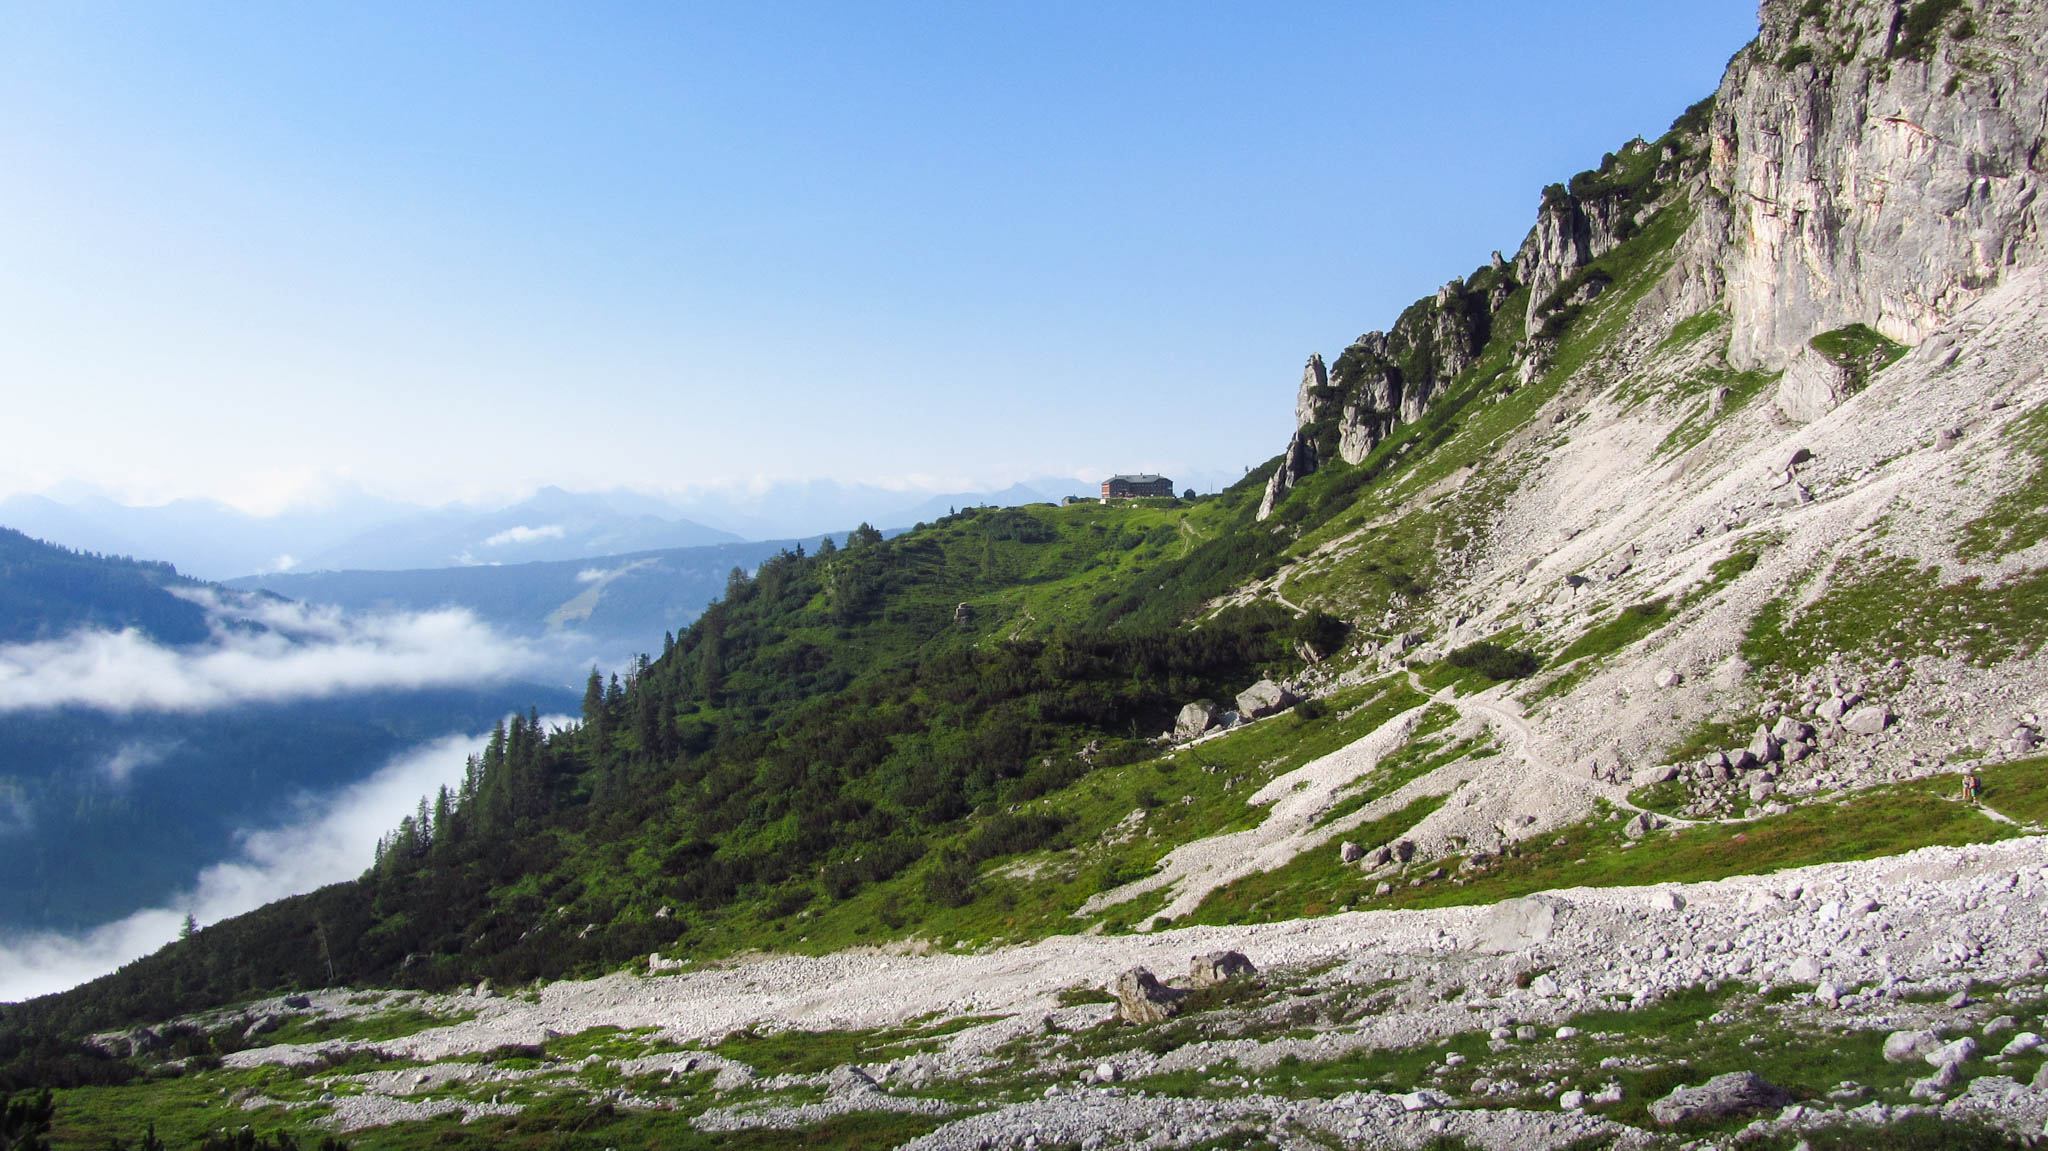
[1101,473,1174,501]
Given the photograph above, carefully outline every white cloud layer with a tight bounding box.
[483,524,563,547]
[0,595,534,714]
[0,722,566,1002]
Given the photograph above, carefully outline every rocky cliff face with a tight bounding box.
[1678,0,2048,369]
[1259,0,2047,519]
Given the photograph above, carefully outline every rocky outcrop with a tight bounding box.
[1648,1071,1793,1125]
[1173,700,1220,741]
[1678,0,2048,369]
[1234,679,1299,720]
[1775,344,1857,422]
[1255,430,1318,521]
[1111,967,1186,1025]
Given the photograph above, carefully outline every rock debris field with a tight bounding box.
[197,835,2048,1146]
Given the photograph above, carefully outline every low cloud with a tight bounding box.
[0,721,566,1002]
[483,524,564,547]
[261,554,299,574]
[0,595,534,714]
[99,741,174,785]
[575,567,614,584]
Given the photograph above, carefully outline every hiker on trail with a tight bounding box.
[1963,771,1983,804]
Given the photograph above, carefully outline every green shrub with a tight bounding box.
[1445,641,1540,681]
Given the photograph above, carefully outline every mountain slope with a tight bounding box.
[0,529,214,646]
[8,1,2048,1146]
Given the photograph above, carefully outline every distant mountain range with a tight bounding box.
[0,474,1241,582]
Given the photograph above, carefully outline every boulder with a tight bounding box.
[826,1064,881,1096]
[1926,1036,1977,1067]
[2036,1062,2048,1091]
[1648,1071,1793,1125]
[242,1014,284,1042]
[1558,1089,1586,1110]
[1391,838,1417,862]
[1842,705,1892,736]
[1338,841,1364,864]
[1235,679,1300,720]
[1174,700,1221,741]
[1884,1030,1943,1063]
[1911,1059,1962,1099]
[1470,895,1560,954]
[1653,667,1684,688]
[281,995,312,1010]
[1366,846,1394,867]
[1771,716,1815,744]
[1398,1089,1450,1112]
[1622,812,1661,840]
[1776,347,1854,423]
[1632,765,1679,788]
[1748,727,1782,763]
[1112,967,1187,1025]
[1188,950,1257,988]
[1998,1032,2043,1058]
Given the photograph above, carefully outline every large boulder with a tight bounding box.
[1235,679,1300,720]
[1648,1071,1793,1125]
[1842,704,1892,736]
[1112,967,1187,1025]
[1775,346,1854,423]
[1875,1024,1941,1064]
[1469,895,1560,954]
[1188,951,1257,988]
[1174,700,1221,741]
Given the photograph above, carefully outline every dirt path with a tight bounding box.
[1403,670,1695,827]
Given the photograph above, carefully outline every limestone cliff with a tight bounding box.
[1258,0,2048,520]
[1677,0,2048,368]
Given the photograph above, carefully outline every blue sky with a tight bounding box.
[0,2,1757,512]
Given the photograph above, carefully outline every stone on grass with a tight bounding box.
[1884,1030,1943,1063]
[1339,841,1363,864]
[1235,679,1300,720]
[1926,1036,1977,1067]
[1648,1071,1793,1125]
[1623,812,1661,840]
[1559,1089,1586,1110]
[1174,700,1221,741]
[1998,1032,2044,1058]
[1112,967,1187,1025]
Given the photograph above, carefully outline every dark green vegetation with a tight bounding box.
[0,528,212,645]
[1808,323,1907,391]
[1443,640,1541,682]
[1889,0,1970,62]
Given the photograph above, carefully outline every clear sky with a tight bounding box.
[0,2,1758,513]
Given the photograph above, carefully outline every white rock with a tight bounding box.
[1559,1089,1586,1110]
[1884,1030,1942,1063]
[1998,1032,2043,1058]
[1926,1036,1978,1067]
